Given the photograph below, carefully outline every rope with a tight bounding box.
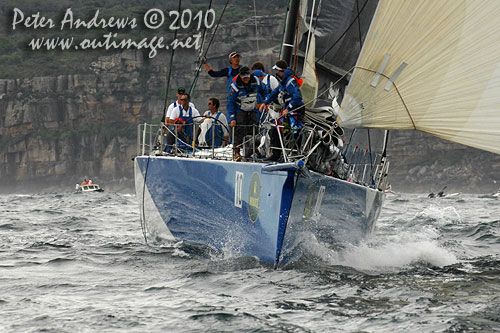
[304,0,317,64]
[164,115,232,152]
[318,0,370,61]
[292,12,301,72]
[188,0,231,96]
[253,0,259,51]
[355,0,374,182]
[188,0,213,96]
[161,0,182,122]
[140,156,151,245]
[355,0,364,52]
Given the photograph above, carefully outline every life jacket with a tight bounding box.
[206,111,224,147]
[291,75,303,87]
[175,105,194,139]
[226,65,242,92]
[263,74,273,95]
[277,70,304,112]
[230,75,261,112]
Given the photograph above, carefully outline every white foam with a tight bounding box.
[415,205,462,224]
[335,240,457,272]
[172,248,190,258]
[291,227,458,273]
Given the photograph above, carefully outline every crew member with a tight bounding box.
[203,51,242,92]
[252,69,279,99]
[227,66,266,161]
[167,93,201,150]
[201,97,229,147]
[260,59,305,131]
[165,87,195,124]
[251,62,279,96]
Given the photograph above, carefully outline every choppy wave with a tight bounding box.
[0,192,498,332]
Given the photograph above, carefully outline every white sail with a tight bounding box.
[338,0,500,155]
[301,33,319,107]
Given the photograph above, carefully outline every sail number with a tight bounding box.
[234,171,243,208]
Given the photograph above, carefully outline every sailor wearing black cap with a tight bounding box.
[203,51,242,92]
[227,66,267,160]
[165,87,195,125]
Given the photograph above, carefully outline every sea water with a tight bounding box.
[0,192,499,332]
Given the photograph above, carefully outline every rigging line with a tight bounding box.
[161,0,183,122]
[304,0,316,62]
[355,0,374,180]
[140,155,151,245]
[318,0,370,61]
[164,115,231,151]
[188,0,231,95]
[367,128,375,184]
[198,0,214,55]
[253,0,259,51]
[312,0,323,32]
[355,0,363,51]
[188,0,213,96]
[293,11,301,72]
[302,66,355,108]
[304,65,415,130]
[352,66,416,130]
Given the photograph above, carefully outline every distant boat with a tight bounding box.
[76,183,104,193]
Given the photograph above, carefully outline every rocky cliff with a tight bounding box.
[1,9,499,194]
[0,14,285,192]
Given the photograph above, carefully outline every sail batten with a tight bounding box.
[338,0,500,155]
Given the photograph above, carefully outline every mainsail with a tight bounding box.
[338,0,500,155]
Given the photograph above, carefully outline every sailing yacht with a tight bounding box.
[135,0,500,267]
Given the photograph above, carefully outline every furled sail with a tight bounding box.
[300,30,319,107]
[338,0,500,155]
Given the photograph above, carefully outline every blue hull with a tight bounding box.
[135,156,384,267]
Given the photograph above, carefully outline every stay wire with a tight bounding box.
[161,0,183,122]
[355,0,374,181]
[188,0,214,96]
[188,0,231,96]
[140,155,151,245]
[318,0,370,61]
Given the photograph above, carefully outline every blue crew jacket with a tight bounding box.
[227,75,266,122]
[263,69,304,112]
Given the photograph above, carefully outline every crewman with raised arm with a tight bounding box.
[203,51,242,92]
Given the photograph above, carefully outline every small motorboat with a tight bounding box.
[75,183,104,193]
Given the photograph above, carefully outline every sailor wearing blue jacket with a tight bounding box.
[227,66,266,161]
[260,59,305,130]
[203,51,242,92]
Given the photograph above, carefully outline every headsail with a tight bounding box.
[338,0,500,155]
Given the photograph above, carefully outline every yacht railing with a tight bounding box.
[136,122,390,191]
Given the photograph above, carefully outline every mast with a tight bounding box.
[281,0,300,65]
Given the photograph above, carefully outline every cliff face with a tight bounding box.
[0,51,161,191]
[387,131,500,193]
[1,11,499,193]
[0,15,285,192]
